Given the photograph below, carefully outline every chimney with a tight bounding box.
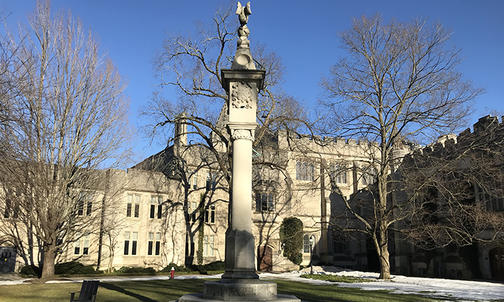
[174,112,187,154]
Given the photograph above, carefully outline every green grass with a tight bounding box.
[274,279,441,302]
[300,273,374,283]
[0,278,441,302]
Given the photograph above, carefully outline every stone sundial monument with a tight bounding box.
[177,2,299,302]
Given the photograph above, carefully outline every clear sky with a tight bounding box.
[1,0,503,165]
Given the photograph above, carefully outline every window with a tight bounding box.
[126,203,132,217]
[150,196,163,219]
[86,200,92,216]
[131,232,138,255]
[148,232,154,255]
[78,192,93,216]
[74,236,90,255]
[296,161,314,181]
[127,194,140,218]
[134,204,140,218]
[190,171,198,189]
[361,165,376,186]
[77,199,84,216]
[303,235,311,253]
[206,173,217,190]
[205,206,215,224]
[74,240,80,255]
[4,189,20,219]
[155,232,161,255]
[147,232,161,256]
[255,192,274,212]
[203,235,215,257]
[83,236,89,255]
[124,231,130,255]
[330,164,347,184]
[150,204,155,219]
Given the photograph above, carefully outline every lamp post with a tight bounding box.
[309,235,314,275]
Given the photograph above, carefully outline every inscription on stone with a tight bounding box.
[228,287,255,296]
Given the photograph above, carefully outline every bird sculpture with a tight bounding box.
[236,2,251,26]
[236,2,252,49]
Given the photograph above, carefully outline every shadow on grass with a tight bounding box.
[98,279,209,302]
[100,282,157,302]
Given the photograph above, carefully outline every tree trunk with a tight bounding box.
[377,166,391,280]
[378,240,391,279]
[184,204,193,267]
[41,244,56,279]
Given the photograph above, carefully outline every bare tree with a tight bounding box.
[0,2,129,279]
[402,116,504,250]
[321,15,481,279]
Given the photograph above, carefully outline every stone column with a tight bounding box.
[221,126,256,279]
[220,72,264,280]
[177,3,300,300]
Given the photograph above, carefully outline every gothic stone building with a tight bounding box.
[1,117,502,281]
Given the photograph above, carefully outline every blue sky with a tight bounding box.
[1,1,503,164]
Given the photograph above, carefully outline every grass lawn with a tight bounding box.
[0,278,441,302]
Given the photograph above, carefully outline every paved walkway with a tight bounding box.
[0,273,222,285]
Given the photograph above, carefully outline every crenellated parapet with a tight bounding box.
[418,115,504,156]
[276,130,412,164]
[277,130,381,151]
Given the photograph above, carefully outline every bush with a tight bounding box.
[291,253,303,265]
[116,266,156,275]
[201,261,225,271]
[161,263,191,273]
[280,217,304,265]
[55,261,98,275]
[160,261,225,275]
[19,265,39,276]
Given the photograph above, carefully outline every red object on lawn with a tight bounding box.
[170,267,175,279]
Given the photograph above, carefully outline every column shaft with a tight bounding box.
[222,127,258,279]
[232,136,252,231]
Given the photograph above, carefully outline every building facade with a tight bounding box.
[1,116,502,282]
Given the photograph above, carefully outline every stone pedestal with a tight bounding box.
[177,279,299,301]
[222,228,258,279]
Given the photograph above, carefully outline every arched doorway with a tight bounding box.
[257,245,273,272]
[489,247,504,281]
[0,247,16,273]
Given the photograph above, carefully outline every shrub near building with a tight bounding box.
[280,217,304,265]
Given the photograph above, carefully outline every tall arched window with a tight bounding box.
[303,234,310,253]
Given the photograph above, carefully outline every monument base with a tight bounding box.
[176,279,300,302]
[222,229,258,280]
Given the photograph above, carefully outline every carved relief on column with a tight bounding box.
[230,128,254,141]
[231,81,255,109]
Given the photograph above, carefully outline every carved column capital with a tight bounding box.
[231,128,255,141]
